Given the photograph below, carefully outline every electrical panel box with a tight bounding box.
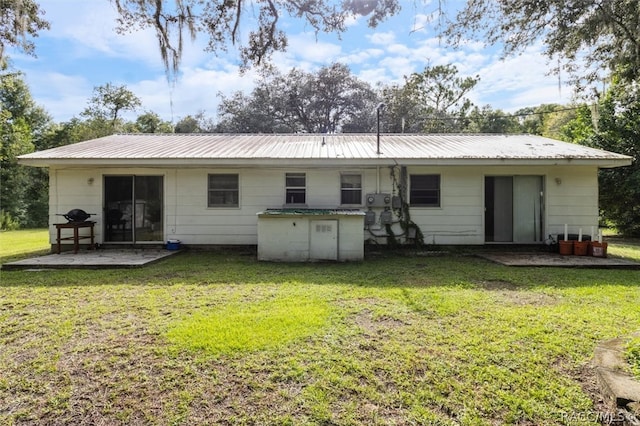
[364,210,376,226]
[365,193,391,207]
[380,209,393,225]
[391,195,402,209]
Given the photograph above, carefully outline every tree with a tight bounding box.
[81,83,142,130]
[539,108,578,141]
[127,111,174,133]
[216,88,293,133]
[447,0,640,90]
[0,0,49,66]
[387,64,479,133]
[113,0,401,78]
[513,104,562,135]
[378,83,422,133]
[579,79,640,236]
[282,63,378,133]
[174,110,216,133]
[464,106,519,134]
[0,73,52,228]
[216,63,378,133]
[561,104,596,143]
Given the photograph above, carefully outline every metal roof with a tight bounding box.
[18,133,633,168]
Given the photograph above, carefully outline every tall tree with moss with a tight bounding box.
[0,0,49,66]
[447,0,640,90]
[112,0,401,79]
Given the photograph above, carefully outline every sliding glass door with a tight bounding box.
[485,176,544,243]
[103,176,163,243]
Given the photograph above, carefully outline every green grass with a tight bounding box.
[0,228,50,263]
[627,337,640,380]
[166,294,333,356]
[607,237,640,262]
[1,229,639,424]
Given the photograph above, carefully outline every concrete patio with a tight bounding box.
[2,249,181,270]
[478,252,640,269]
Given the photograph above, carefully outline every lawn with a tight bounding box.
[1,230,639,425]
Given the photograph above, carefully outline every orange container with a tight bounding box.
[558,240,573,255]
[573,241,589,256]
[591,242,608,258]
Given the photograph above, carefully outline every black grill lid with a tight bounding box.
[63,209,92,222]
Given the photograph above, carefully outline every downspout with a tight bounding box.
[376,102,386,193]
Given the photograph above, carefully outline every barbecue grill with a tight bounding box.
[57,209,96,223]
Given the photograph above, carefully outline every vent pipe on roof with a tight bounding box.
[376,102,386,155]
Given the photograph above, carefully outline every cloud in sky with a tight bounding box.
[10,0,574,124]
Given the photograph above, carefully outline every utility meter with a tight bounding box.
[380,208,393,225]
[365,193,392,207]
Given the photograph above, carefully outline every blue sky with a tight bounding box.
[8,0,574,124]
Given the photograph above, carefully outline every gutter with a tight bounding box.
[17,157,634,169]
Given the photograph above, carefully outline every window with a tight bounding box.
[285,173,306,204]
[410,174,440,207]
[341,173,362,205]
[208,174,239,207]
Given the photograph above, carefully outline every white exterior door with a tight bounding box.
[309,220,338,260]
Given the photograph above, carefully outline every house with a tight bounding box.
[18,133,632,261]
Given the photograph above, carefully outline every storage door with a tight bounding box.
[309,220,338,260]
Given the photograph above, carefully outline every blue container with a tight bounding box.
[166,239,181,250]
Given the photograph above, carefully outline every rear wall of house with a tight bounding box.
[48,164,600,248]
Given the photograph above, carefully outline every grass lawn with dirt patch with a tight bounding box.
[1,230,639,425]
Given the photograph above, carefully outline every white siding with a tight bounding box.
[49,168,105,245]
[48,164,601,247]
[545,166,599,240]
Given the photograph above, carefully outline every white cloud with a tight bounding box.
[39,0,207,71]
[20,71,91,121]
[357,67,392,86]
[378,55,415,80]
[16,0,577,124]
[409,13,439,34]
[367,31,396,45]
[339,48,385,66]
[469,45,573,110]
[285,33,342,64]
[122,65,256,122]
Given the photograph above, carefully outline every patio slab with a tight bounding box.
[478,252,640,269]
[1,249,181,270]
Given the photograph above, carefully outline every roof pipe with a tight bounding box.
[376,102,386,155]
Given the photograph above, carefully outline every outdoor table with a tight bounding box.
[55,221,95,254]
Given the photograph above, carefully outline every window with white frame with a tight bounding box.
[409,174,440,207]
[285,172,306,204]
[208,174,239,207]
[340,173,362,205]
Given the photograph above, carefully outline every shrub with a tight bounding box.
[0,209,20,230]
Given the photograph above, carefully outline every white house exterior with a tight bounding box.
[18,133,632,260]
